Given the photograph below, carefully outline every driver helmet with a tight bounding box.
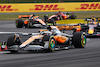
[44,14,48,19]
[91,16,96,21]
[91,18,96,21]
[31,14,35,17]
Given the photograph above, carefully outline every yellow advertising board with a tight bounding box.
[0,2,100,13]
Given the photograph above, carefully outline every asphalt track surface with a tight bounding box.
[0,21,100,67]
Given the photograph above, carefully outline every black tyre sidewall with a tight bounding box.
[73,32,86,48]
[7,36,21,53]
[16,19,23,28]
[7,36,15,47]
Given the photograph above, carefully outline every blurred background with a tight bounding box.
[0,0,100,20]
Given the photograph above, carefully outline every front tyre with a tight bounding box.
[43,35,56,52]
[73,32,86,48]
[7,35,21,53]
[69,14,76,19]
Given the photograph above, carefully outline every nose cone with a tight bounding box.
[88,30,94,34]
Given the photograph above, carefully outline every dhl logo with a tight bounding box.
[0,5,18,11]
[30,5,64,11]
[76,3,100,10]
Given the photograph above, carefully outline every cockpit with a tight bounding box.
[89,22,94,25]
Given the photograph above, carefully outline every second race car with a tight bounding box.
[15,14,56,28]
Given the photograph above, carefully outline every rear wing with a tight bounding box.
[84,18,100,21]
[18,15,39,19]
[19,15,31,19]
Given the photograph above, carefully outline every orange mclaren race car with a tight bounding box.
[15,14,56,28]
[7,26,86,53]
[78,17,100,37]
[55,24,81,34]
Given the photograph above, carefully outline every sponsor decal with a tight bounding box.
[0,5,18,11]
[0,2,100,12]
[29,5,64,11]
[76,3,100,10]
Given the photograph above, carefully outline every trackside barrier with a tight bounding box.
[0,2,100,13]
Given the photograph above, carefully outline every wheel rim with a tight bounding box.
[81,35,86,47]
[28,22,30,26]
[16,21,18,27]
[49,38,56,51]
[50,39,55,48]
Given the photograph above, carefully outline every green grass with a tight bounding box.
[0,13,54,20]
[0,12,100,20]
[76,12,100,19]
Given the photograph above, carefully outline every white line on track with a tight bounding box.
[0,51,10,54]
[0,32,39,35]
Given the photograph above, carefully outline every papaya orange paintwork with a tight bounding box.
[55,25,81,32]
[19,15,30,19]
[36,19,46,25]
[39,29,48,32]
[21,35,42,47]
[54,35,68,43]
[24,20,28,24]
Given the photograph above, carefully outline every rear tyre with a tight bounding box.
[69,14,76,19]
[73,32,86,48]
[7,36,21,53]
[15,19,23,28]
[43,35,56,52]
